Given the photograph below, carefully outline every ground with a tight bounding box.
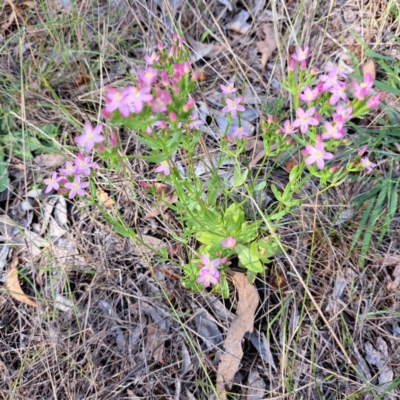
[1,0,400,399]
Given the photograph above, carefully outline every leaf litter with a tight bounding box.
[216,271,259,399]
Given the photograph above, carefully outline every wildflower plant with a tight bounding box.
[42,36,382,299]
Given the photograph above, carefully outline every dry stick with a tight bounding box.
[242,190,354,367]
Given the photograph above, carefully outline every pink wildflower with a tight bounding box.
[74,154,98,176]
[366,92,383,108]
[220,82,237,95]
[109,132,118,148]
[222,97,245,119]
[291,46,309,69]
[196,266,219,288]
[321,121,344,140]
[361,157,377,172]
[183,60,191,74]
[201,255,221,269]
[155,161,170,176]
[288,58,296,71]
[328,82,348,105]
[144,52,159,65]
[280,120,298,135]
[304,136,334,170]
[44,172,63,193]
[151,90,172,113]
[332,104,353,123]
[231,126,249,139]
[75,123,104,152]
[352,73,374,100]
[293,107,319,134]
[137,66,158,86]
[103,85,130,117]
[324,64,349,79]
[59,161,77,176]
[64,175,89,199]
[183,98,195,112]
[319,72,340,91]
[221,237,236,249]
[172,63,184,81]
[161,71,169,86]
[298,86,319,103]
[188,114,203,130]
[122,86,153,113]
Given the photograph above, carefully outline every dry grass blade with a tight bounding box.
[216,271,259,399]
[6,257,37,308]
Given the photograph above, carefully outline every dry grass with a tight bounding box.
[1,0,400,399]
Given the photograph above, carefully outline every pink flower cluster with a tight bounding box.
[282,46,381,171]
[44,123,104,198]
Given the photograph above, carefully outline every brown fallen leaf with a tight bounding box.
[96,189,115,208]
[256,24,277,74]
[187,35,220,63]
[34,154,66,169]
[361,59,376,80]
[6,257,37,308]
[387,264,400,291]
[217,272,259,399]
[143,184,178,220]
[146,322,165,363]
[132,234,164,256]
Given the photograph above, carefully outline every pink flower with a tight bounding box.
[44,172,63,193]
[74,154,98,176]
[222,97,245,119]
[109,132,118,148]
[103,85,130,117]
[321,121,344,140]
[231,125,249,139]
[75,123,104,152]
[319,72,340,91]
[196,266,219,288]
[352,73,374,100]
[361,157,377,172]
[280,120,297,135]
[366,92,383,108]
[155,161,170,176]
[122,86,153,113]
[188,114,203,130]
[221,237,236,249]
[298,86,319,103]
[144,52,159,65]
[304,136,334,170]
[291,46,309,62]
[64,175,89,199]
[328,82,348,105]
[151,90,172,113]
[324,64,349,79]
[288,58,296,71]
[201,255,221,269]
[137,66,158,86]
[183,61,191,74]
[332,104,353,123]
[59,161,77,176]
[161,71,170,86]
[172,63,184,81]
[220,82,237,95]
[293,107,319,134]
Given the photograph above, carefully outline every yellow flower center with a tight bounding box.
[86,130,93,139]
[360,83,367,88]
[145,72,153,79]
[316,151,322,158]
[162,161,168,167]
[207,262,213,268]
[300,51,306,58]
[72,183,79,190]
[115,92,122,101]
[205,274,211,282]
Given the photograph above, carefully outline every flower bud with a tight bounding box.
[267,114,274,123]
[191,71,200,81]
[288,58,296,71]
[310,66,318,74]
[178,36,183,47]
[161,70,169,86]
[172,33,177,42]
[300,60,307,70]
[109,132,118,148]
[329,165,340,173]
[183,98,195,112]
[169,111,177,122]
[157,42,163,51]
[358,146,368,156]
[168,45,175,58]
[183,60,190,74]
[97,144,105,153]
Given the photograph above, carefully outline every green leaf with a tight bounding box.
[271,184,281,200]
[254,181,266,191]
[0,152,9,192]
[139,154,169,162]
[235,243,263,274]
[233,166,249,187]
[289,165,299,183]
[195,231,224,246]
